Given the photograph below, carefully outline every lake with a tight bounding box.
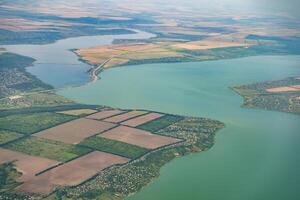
[3,32,300,199]
[1,30,154,88]
[58,55,300,200]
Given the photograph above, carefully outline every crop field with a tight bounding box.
[75,46,125,65]
[0,112,76,134]
[4,136,91,162]
[98,126,181,149]
[266,85,300,93]
[74,43,187,68]
[57,109,97,116]
[103,57,130,68]
[0,130,23,145]
[0,148,59,182]
[0,92,75,110]
[118,49,185,60]
[233,77,300,114]
[104,111,147,123]
[137,115,184,132]
[121,112,164,127]
[0,105,224,198]
[34,118,116,144]
[80,136,149,159]
[74,38,256,70]
[18,151,129,195]
[86,109,125,120]
[172,40,248,50]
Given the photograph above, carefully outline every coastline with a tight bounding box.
[0,35,226,199]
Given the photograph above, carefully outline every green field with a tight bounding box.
[137,115,184,132]
[0,52,52,98]
[80,136,149,159]
[0,162,21,193]
[232,77,300,114]
[0,130,23,145]
[0,112,77,134]
[4,136,91,162]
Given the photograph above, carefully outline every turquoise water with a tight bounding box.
[59,55,300,200]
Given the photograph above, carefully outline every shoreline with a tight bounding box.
[74,49,300,87]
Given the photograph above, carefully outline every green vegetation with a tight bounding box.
[232,77,300,114]
[0,112,76,134]
[0,130,23,145]
[79,189,103,199]
[80,136,149,159]
[4,136,91,162]
[0,52,52,98]
[157,117,225,149]
[0,28,135,45]
[0,103,101,117]
[0,52,34,69]
[137,115,184,132]
[57,109,97,117]
[57,116,224,199]
[0,162,21,193]
[0,92,75,110]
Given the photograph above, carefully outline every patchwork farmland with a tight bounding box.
[34,118,116,144]
[17,151,129,195]
[98,125,181,149]
[0,106,225,199]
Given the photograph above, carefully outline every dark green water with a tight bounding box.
[59,55,300,200]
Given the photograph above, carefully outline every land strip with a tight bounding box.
[232,76,300,114]
[0,103,224,199]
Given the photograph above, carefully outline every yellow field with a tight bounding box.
[172,40,248,50]
[75,42,186,68]
[75,39,252,69]
[57,109,97,116]
[104,58,130,68]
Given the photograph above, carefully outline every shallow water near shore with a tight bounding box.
[58,55,300,200]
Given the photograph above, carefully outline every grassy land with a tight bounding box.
[137,115,184,132]
[0,92,75,110]
[0,52,52,98]
[4,136,91,162]
[0,162,21,193]
[232,77,300,114]
[0,104,102,118]
[0,112,76,134]
[80,136,149,159]
[0,130,23,145]
[57,109,97,116]
[60,117,224,199]
[74,34,300,77]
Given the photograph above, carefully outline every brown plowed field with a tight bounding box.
[17,151,129,195]
[86,109,125,120]
[98,126,181,149]
[0,148,60,182]
[121,113,164,127]
[34,118,116,144]
[104,111,147,123]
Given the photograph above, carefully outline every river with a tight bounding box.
[3,33,300,199]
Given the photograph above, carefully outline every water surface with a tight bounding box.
[1,30,154,87]
[59,55,300,200]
